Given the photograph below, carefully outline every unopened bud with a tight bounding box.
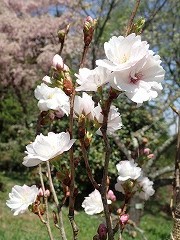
[38,188,44,197]
[45,189,50,197]
[144,148,151,155]
[120,214,129,225]
[117,208,122,215]
[63,78,74,96]
[147,153,154,159]
[83,16,97,46]
[97,224,107,240]
[57,24,70,44]
[107,190,116,202]
[142,137,148,144]
[52,54,64,71]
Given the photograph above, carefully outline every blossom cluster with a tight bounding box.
[115,160,155,200]
[6,31,163,219]
[76,33,165,105]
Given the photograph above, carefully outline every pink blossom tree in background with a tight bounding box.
[1,0,179,239]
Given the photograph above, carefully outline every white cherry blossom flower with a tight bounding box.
[82,189,111,215]
[116,160,142,181]
[137,176,155,200]
[6,185,39,216]
[111,54,165,104]
[34,83,70,115]
[94,104,122,135]
[74,92,95,119]
[23,132,75,167]
[96,33,149,72]
[75,66,111,92]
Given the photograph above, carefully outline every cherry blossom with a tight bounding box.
[34,83,70,115]
[116,160,142,181]
[96,33,149,72]
[6,185,39,216]
[74,92,95,119]
[75,66,111,92]
[94,104,122,135]
[82,189,111,215]
[23,132,75,167]
[111,54,165,104]
[137,176,155,200]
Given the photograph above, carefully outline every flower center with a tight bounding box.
[120,54,128,64]
[130,72,143,84]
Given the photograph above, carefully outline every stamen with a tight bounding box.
[130,72,143,84]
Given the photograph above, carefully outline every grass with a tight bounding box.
[0,172,173,240]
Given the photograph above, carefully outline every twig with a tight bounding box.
[68,89,79,239]
[80,45,89,68]
[100,92,116,240]
[46,161,67,240]
[39,164,54,240]
[79,138,100,190]
[125,0,141,36]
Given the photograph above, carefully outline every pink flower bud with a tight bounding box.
[147,153,154,159]
[52,54,64,71]
[107,190,116,202]
[38,188,44,197]
[97,224,107,240]
[83,16,97,46]
[143,148,151,155]
[120,214,129,225]
[45,189,50,197]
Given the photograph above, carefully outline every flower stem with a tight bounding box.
[68,90,79,239]
[80,45,89,68]
[46,161,67,240]
[39,164,54,240]
[100,95,115,240]
[79,138,100,190]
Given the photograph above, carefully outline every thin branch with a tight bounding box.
[100,93,116,240]
[68,89,79,239]
[39,164,54,240]
[142,0,168,32]
[46,161,67,240]
[80,45,89,68]
[125,0,141,36]
[79,138,100,190]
